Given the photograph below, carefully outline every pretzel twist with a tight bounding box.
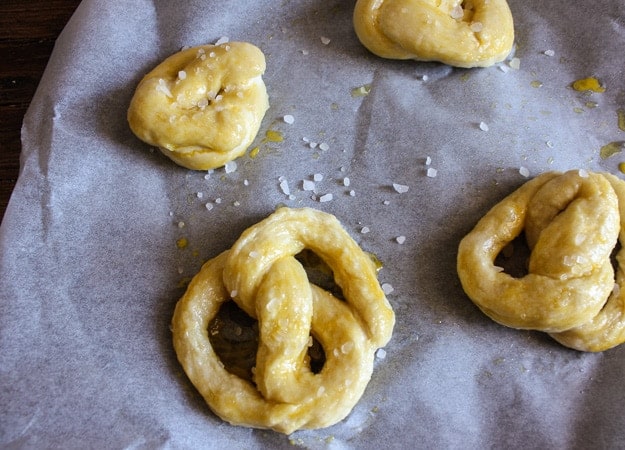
[172,207,395,433]
[128,41,269,170]
[458,170,625,351]
[353,0,514,67]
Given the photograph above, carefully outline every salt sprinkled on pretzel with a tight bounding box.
[353,0,514,68]
[171,207,395,433]
[127,41,269,170]
[458,170,625,352]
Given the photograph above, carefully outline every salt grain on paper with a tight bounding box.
[479,121,489,131]
[509,57,521,70]
[376,348,387,360]
[361,226,370,234]
[427,167,438,178]
[318,193,333,202]
[313,173,324,182]
[320,36,331,45]
[224,161,237,173]
[543,49,555,57]
[215,36,229,45]
[381,283,394,295]
[393,183,409,193]
[302,179,315,191]
[283,114,295,124]
[519,166,530,177]
[396,236,406,244]
[318,142,330,151]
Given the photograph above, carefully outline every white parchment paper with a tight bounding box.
[2,0,625,448]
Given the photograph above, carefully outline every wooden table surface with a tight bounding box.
[0,0,82,222]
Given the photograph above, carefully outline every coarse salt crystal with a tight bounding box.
[283,114,295,124]
[280,179,290,195]
[427,167,438,178]
[479,121,489,131]
[243,179,249,186]
[230,290,238,298]
[177,221,185,228]
[376,348,387,360]
[156,79,173,97]
[450,5,463,19]
[544,49,555,57]
[425,156,432,165]
[320,36,331,45]
[233,201,240,206]
[578,169,589,178]
[509,57,521,70]
[205,202,214,210]
[224,161,237,173]
[349,190,356,197]
[249,251,259,258]
[343,177,351,187]
[196,192,203,199]
[519,166,530,177]
[396,236,406,244]
[313,173,324,181]
[302,179,315,191]
[215,36,229,45]
[393,183,409,193]
[361,226,370,234]
[319,142,330,151]
[382,283,394,295]
[498,64,510,73]
[470,21,483,32]
[383,200,390,205]
[319,193,333,202]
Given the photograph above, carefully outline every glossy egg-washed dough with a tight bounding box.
[171,207,395,433]
[457,170,625,352]
[354,0,514,67]
[127,41,269,170]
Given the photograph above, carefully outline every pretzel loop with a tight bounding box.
[172,207,395,433]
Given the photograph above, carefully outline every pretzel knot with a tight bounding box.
[172,207,395,433]
[128,41,269,170]
[458,170,625,352]
[353,0,514,68]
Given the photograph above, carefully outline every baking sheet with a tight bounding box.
[2,0,625,448]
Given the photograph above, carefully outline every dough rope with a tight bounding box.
[172,207,395,433]
[353,0,514,68]
[127,41,269,170]
[458,170,625,352]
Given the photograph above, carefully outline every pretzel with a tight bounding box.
[458,170,625,351]
[127,41,269,170]
[171,207,395,433]
[353,0,514,68]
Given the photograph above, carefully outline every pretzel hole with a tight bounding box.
[208,299,327,382]
[296,249,345,300]
[494,233,531,278]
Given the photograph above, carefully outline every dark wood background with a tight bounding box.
[0,0,82,221]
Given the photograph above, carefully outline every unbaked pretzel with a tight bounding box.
[172,207,395,433]
[127,41,269,170]
[353,0,514,68]
[458,170,625,351]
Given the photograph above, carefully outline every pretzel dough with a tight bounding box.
[171,207,395,433]
[127,41,269,170]
[458,170,625,352]
[353,0,514,68]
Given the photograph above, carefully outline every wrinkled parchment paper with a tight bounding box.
[2,0,625,448]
